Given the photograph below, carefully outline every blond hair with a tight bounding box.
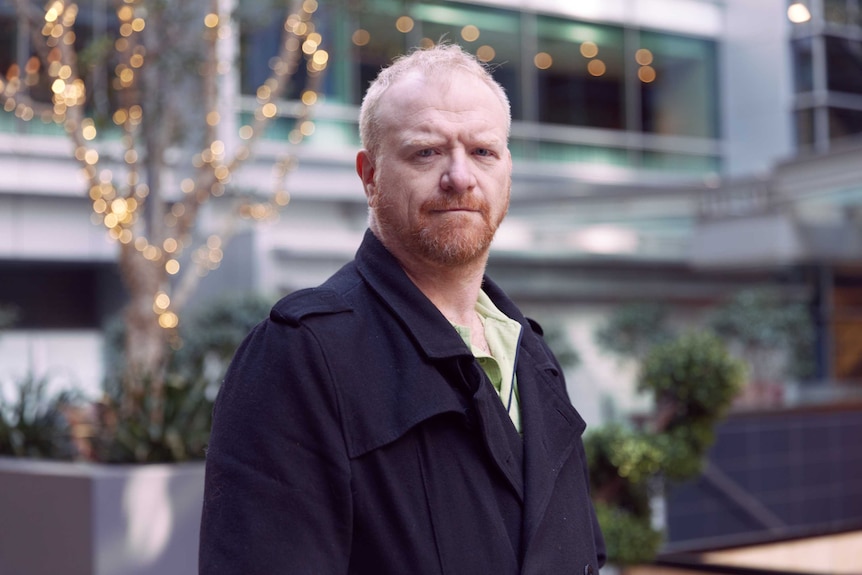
[358,43,511,159]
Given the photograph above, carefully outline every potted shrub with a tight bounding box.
[0,293,272,575]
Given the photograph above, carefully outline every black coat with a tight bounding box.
[199,230,605,574]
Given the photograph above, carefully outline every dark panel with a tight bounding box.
[665,407,862,545]
[0,261,124,329]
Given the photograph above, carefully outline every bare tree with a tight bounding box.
[1,0,327,417]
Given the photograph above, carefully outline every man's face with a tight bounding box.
[358,70,512,267]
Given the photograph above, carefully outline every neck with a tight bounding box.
[392,247,488,326]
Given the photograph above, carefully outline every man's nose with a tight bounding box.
[440,151,476,193]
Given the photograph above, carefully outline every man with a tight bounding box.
[199,43,605,574]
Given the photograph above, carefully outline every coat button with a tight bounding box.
[584,566,594,575]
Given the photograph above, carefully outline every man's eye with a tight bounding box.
[416,149,435,158]
[474,148,493,157]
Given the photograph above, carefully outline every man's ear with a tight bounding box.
[356,150,377,206]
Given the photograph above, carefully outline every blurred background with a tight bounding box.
[0,0,861,573]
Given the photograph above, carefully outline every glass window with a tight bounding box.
[0,7,53,107]
[823,0,862,25]
[795,107,816,148]
[0,262,121,329]
[824,0,851,24]
[829,106,862,141]
[0,7,15,133]
[535,16,625,130]
[639,31,719,138]
[348,0,412,106]
[0,6,15,79]
[641,151,720,174]
[413,2,522,120]
[238,0,335,99]
[536,141,630,166]
[792,37,814,93]
[0,1,115,133]
[72,2,116,121]
[825,35,862,95]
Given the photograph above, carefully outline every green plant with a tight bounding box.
[594,501,664,566]
[585,331,745,565]
[94,374,214,463]
[586,424,662,517]
[97,292,273,463]
[639,331,744,483]
[708,287,815,381]
[594,302,673,361]
[171,292,274,383]
[639,331,745,429]
[0,375,79,460]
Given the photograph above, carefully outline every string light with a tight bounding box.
[1,0,328,332]
[461,25,480,42]
[395,16,414,33]
[580,41,599,58]
[534,52,553,70]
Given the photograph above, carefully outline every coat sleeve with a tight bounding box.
[199,318,352,574]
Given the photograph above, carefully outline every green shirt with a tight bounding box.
[451,290,523,432]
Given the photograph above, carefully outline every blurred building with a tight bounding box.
[1,0,861,565]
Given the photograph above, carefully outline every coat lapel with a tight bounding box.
[479,274,589,551]
[470,367,525,502]
[517,341,587,550]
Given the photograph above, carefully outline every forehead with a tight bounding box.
[376,70,508,142]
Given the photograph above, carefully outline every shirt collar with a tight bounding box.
[353,230,530,360]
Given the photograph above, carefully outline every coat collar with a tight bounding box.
[354,229,537,359]
[353,230,588,546]
[354,229,487,360]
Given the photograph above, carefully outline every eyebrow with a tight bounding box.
[401,133,505,150]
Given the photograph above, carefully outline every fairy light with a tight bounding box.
[158,312,179,329]
[165,259,180,275]
[2,0,328,331]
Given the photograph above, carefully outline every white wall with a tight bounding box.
[721,0,794,177]
[0,330,104,400]
[0,194,117,262]
[522,303,654,428]
[468,0,723,37]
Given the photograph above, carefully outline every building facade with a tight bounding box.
[1,0,861,417]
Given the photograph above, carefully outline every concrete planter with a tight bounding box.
[0,457,204,575]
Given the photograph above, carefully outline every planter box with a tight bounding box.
[0,457,204,575]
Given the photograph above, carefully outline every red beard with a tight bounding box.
[376,193,503,266]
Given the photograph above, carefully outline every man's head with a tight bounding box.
[356,44,513,268]
[359,43,511,161]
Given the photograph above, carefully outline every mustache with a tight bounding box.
[421,196,488,212]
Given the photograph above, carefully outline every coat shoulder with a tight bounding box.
[526,317,544,336]
[270,287,353,327]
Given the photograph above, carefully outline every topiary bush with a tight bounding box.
[594,501,664,566]
[638,331,744,482]
[585,330,746,565]
[585,423,662,519]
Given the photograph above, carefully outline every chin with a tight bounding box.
[416,228,494,267]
